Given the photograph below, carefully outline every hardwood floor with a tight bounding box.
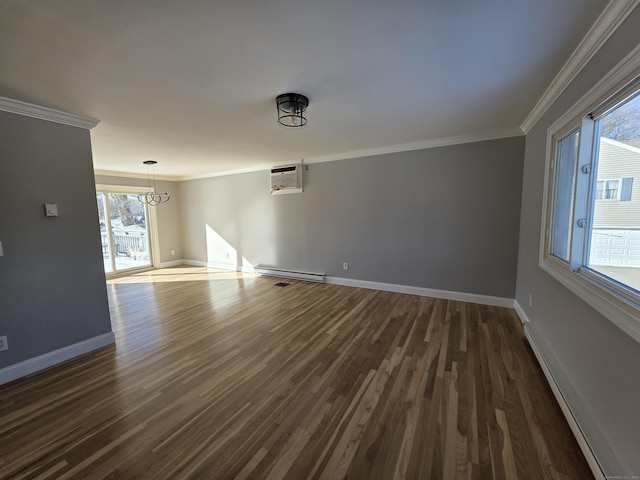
[0,267,593,479]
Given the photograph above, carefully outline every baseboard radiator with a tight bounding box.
[255,265,325,283]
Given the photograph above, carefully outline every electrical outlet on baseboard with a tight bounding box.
[0,336,8,352]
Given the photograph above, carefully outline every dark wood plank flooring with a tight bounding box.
[0,267,594,479]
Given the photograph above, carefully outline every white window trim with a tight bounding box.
[595,178,622,201]
[539,44,640,345]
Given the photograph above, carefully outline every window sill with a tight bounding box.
[539,257,640,344]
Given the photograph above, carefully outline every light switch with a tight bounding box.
[44,204,58,217]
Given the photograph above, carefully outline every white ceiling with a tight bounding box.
[0,0,609,179]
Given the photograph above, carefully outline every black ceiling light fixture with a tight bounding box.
[137,160,170,206]
[276,93,309,127]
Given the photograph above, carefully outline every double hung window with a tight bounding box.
[595,179,619,200]
[542,73,640,342]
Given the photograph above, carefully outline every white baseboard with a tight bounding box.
[177,263,513,307]
[163,260,255,273]
[182,259,207,267]
[513,300,532,323]
[326,276,515,308]
[158,259,186,268]
[522,326,605,480]
[207,261,239,271]
[0,331,115,385]
[206,262,255,273]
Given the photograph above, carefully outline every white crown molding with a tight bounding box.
[97,164,274,182]
[94,169,180,182]
[166,127,523,182]
[177,164,273,181]
[303,127,524,166]
[545,42,640,136]
[0,96,99,129]
[521,0,640,133]
[96,128,523,183]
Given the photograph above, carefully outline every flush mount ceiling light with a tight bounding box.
[276,93,309,127]
[137,160,170,206]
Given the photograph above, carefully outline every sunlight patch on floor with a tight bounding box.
[107,266,260,284]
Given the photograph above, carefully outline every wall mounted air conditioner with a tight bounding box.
[270,163,302,194]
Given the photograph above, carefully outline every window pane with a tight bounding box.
[550,129,580,262]
[587,92,640,292]
[604,180,619,199]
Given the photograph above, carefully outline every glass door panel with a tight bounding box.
[97,191,152,274]
[109,194,151,272]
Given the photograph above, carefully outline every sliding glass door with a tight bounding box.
[97,191,153,274]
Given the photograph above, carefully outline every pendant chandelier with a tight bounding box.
[276,93,309,127]
[137,160,170,206]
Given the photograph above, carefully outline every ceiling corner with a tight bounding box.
[520,0,639,134]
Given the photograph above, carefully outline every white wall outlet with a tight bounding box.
[343,262,349,270]
[0,336,8,352]
[171,250,176,256]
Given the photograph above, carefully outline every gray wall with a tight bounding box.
[0,111,112,368]
[179,136,524,298]
[515,6,640,476]
[94,174,182,264]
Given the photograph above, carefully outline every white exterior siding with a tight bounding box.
[592,138,640,228]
